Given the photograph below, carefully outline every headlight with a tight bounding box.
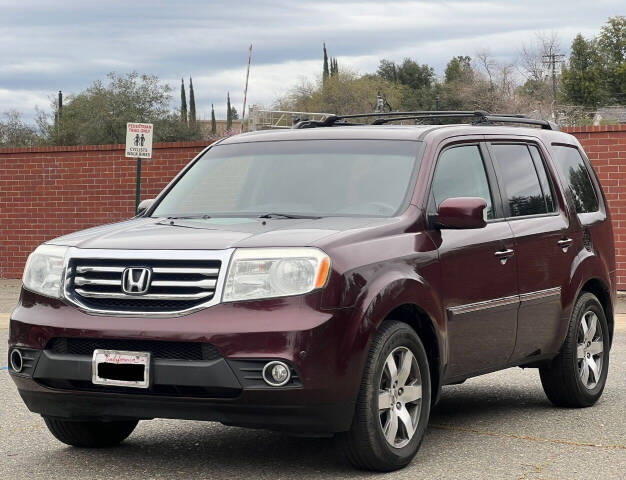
[223,248,330,302]
[22,244,68,298]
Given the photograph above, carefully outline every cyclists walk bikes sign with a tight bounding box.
[125,123,153,158]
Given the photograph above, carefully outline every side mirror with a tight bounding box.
[136,198,155,217]
[435,197,487,229]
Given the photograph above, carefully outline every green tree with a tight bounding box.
[597,15,626,103]
[561,34,606,107]
[46,72,200,145]
[0,110,41,147]
[323,43,330,84]
[230,107,239,120]
[210,103,216,135]
[276,70,404,115]
[180,77,187,124]
[444,56,473,84]
[375,58,436,110]
[226,92,232,130]
[188,77,196,127]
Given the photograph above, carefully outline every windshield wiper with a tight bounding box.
[257,213,321,219]
[166,214,211,220]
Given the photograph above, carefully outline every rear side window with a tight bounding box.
[552,145,599,213]
[491,144,551,218]
[431,145,494,219]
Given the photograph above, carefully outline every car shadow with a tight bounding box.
[27,379,560,478]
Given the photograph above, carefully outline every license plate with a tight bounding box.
[92,349,151,389]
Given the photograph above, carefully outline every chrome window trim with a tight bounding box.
[448,287,561,315]
[61,247,235,318]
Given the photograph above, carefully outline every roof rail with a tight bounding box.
[293,110,559,131]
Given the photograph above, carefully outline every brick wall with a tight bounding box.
[1,126,626,287]
[0,141,209,278]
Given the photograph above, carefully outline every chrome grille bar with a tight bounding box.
[74,277,120,286]
[151,279,217,288]
[76,266,125,273]
[152,267,219,276]
[74,288,213,301]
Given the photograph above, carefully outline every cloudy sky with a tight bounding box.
[1,0,623,121]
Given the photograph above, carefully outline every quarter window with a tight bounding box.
[491,144,549,217]
[431,145,495,219]
[553,145,599,213]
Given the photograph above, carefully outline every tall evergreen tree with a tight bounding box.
[323,42,330,84]
[226,92,232,131]
[330,58,339,77]
[188,77,196,127]
[597,15,626,103]
[210,104,216,135]
[180,78,188,124]
[561,34,606,107]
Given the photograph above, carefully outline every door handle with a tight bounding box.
[558,238,573,252]
[494,248,514,265]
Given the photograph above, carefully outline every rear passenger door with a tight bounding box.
[487,141,574,361]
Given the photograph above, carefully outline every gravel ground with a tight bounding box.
[1,280,624,479]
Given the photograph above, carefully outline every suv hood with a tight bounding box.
[47,216,398,250]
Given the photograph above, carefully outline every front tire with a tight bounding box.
[539,292,610,407]
[338,321,431,471]
[43,416,139,448]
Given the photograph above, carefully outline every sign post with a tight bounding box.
[125,123,153,213]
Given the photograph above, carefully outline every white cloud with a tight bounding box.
[1,0,621,121]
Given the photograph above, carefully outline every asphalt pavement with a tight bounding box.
[1,281,624,479]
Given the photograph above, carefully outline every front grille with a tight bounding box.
[66,258,221,313]
[47,337,222,361]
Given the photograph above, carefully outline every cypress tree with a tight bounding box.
[210,104,216,135]
[323,42,329,84]
[180,78,187,124]
[188,77,196,128]
[226,92,232,131]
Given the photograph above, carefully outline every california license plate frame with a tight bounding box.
[92,349,151,389]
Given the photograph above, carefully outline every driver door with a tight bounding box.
[427,142,519,380]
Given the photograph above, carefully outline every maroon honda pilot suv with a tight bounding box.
[9,111,615,471]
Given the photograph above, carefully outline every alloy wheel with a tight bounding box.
[576,310,604,389]
[378,346,422,448]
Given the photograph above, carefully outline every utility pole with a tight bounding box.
[241,44,253,133]
[542,52,565,105]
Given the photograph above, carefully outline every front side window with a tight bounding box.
[152,140,422,218]
[491,144,549,218]
[430,145,495,219]
[553,145,599,213]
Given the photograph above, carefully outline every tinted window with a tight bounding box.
[553,145,599,213]
[152,140,421,218]
[431,145,494,219]
[492,144,548,217]
[529,145,556,212]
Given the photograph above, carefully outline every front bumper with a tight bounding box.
[8,289,362,433]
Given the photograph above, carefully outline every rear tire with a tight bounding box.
[539,292,610,407]
[338,321,431,471]
[43,416,138,448]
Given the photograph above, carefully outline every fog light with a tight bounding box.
[10,349,23,373]
[262,361,291,387]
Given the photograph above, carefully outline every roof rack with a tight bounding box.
[293,110,559,131]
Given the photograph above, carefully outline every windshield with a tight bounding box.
[152,139,422,218]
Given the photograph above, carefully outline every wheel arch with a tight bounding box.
[382,303,442,405]
[579,277,614,345]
